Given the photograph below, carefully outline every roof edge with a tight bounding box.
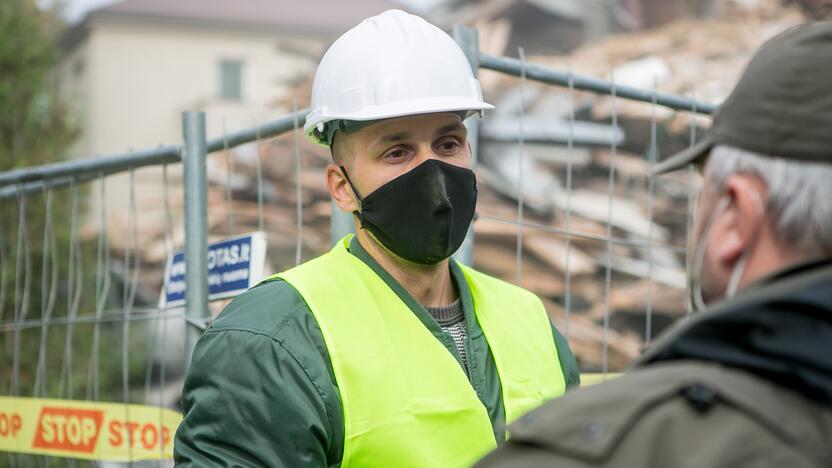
[61,8,348,54]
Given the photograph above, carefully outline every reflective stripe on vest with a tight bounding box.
[272,236,565,467]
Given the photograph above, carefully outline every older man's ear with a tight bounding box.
[711,176,762,266]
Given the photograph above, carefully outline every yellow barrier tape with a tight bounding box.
[0,397,181,461]
[580,373,623,386]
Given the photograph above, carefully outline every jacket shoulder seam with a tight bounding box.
[270,324,340,453]
[201,323,338,447]
[204,305,329,405]
[208,285,309,337]
[269,302,312,339]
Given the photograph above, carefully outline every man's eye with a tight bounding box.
[384,149,408,159]
[437,140,460,153]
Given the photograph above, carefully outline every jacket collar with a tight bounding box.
[636,258,832,406]
[346,235,482,339]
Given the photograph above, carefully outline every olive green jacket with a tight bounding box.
[476,259,832,468]
[174,237,579,467]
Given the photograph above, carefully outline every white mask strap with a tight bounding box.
[689,195,731,312]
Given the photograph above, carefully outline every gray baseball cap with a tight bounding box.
[653,21,832,175]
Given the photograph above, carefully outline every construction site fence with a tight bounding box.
[0,25,712,466]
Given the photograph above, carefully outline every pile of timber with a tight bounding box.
[98,3,806,372]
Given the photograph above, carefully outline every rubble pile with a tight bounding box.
[110,2,806,371]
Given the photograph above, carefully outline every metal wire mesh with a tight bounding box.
[0,35,709,463]
[0,167,187,467]
[474,43,706,376]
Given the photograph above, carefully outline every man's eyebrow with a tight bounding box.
[370,131,412,148]
[383,132,412,142]
[436,123,466,137]
[370,122,465,148]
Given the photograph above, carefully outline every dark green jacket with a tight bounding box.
[174,237,579,467]
[476,259,832,468]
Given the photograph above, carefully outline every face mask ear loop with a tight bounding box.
[724,249,750,300]
[689,195,731,313]
[725,189,765,299]
[339,165,364,217]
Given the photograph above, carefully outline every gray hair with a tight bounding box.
[706,145,832,256]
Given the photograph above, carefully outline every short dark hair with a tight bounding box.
[330,131,354,167]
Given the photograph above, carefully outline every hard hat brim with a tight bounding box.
[305,96,494,146]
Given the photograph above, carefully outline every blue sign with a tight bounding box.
[160,231,267,308]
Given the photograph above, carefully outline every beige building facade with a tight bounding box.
[56,0,398,257]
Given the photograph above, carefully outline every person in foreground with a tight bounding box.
[174,10,579,467]
[476,21,832,468]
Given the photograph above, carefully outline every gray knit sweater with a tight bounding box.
[425,299,469,378]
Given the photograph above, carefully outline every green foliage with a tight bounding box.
[0,0,77,168]
[0,2,153,415]
[0,1,79,400]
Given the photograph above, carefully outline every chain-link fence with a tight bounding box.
[0,25,712,465]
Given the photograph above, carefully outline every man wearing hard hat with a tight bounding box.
[174,10,578,467]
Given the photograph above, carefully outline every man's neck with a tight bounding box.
[356,230,457,307]
[736,227,819,292]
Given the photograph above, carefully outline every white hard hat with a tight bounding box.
[305,9,494,146]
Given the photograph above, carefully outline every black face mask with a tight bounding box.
[341,159,477,265]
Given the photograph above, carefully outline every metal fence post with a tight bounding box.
[453,25,480,266]
[182,111,208,367]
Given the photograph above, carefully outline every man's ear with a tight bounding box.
[714,174,767,267]
[327,164,357,213]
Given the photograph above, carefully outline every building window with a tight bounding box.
[220,60,244,101]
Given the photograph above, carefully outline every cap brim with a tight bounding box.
[651,137,714,175]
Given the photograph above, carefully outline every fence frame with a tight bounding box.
[447,26,714,265]
[182,112,209,367]
[0,24,717,463]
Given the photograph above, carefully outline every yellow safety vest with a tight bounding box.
[271,236,565,467]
